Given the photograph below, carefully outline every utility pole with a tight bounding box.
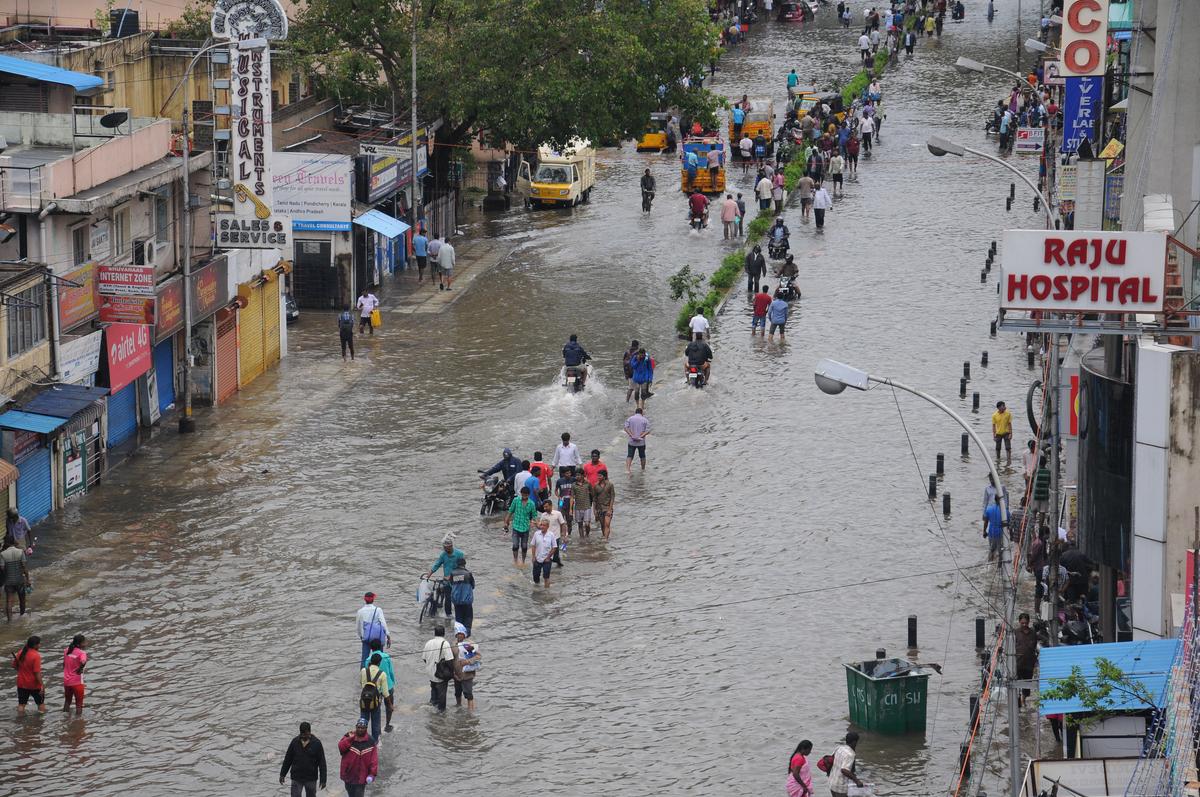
[409,0,419,234]
[179,104,196,434]
[1015,0,1022,74]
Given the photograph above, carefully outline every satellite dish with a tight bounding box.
[99,111,129,129]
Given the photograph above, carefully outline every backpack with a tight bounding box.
[359,667,382,710]
[338,311,354,334]
[817,754,835,776]
[450,572,474,605]
[434,640,455,681]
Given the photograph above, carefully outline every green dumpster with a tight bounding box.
[843,657,931,735]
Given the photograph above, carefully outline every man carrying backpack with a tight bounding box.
[358,652,390,743]
[422,625,456,712]
[826,732,864,797]
[355,593,389,664]
[449,557,476,636]
[337,305,355,360]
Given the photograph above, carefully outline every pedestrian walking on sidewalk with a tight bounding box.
[337,306,356,361]
[422,625,455,711]
[358,653,389,742]
[449,557,475,635]
[756,174,773,211]
[364,639,396,733]
[11,635,43,715]
[356,288,378,336]
[355,592,390,665]
[437,237,456,290]
[812,181,833,230]
[829,733,865,797]
[745,245,766,292]
[1023,439,1038,487]
[62,634,87,715]
[1014,612,1037,705]
[721,194,738,240]
[453,625,482,710]
[338,719,378,797]
[2,535,29,621]
[772,171,786,213]
[735,193,747,236]
[593,470,616,540]
[1032,456,1051,522]
[624,407,651,473]
[991,400,1013,464]
[412,228,429,282]
[280,722,328,797]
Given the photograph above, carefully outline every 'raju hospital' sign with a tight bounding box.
[1000,230,1167,313]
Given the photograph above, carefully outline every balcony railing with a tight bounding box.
[0,160,44,213]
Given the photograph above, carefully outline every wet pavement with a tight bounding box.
[4,5,1052,795]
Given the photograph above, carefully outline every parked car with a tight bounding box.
[284,294,300,324]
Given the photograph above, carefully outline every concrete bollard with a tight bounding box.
[961,432,969,456]
[1027,347,1036,369]
[981,351,989,367]
[969,693,980,727]
[959,377,967,397]
[963,361,971,380]
[990,240,997,256]
[1055,218,1061,230]
[1009,182,1016,199]
[989,320,997,337]
[936,453,945,476]
[929,474,937,500]
[972,392,980,412]
[980,269,987,283]
[959,742,972,781]
[1033,196,1040,213]
[1006,196,1013,212]
[975,616,985,648]
[908,615,918,648]
[876,648,886,660]
[942,492,951,516]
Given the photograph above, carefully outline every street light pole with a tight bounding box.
[179,104,195,433]
[814,359,1022,797]
[410,0,419,234]
[926,135,1054,229]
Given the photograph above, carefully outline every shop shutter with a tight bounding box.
[239,283,264,385]
[15,447,52,525]
[153,338,176,414]
[106,383,139,447]
[262,278,281,367]
[215,308,239,404]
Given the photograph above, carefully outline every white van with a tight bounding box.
[517,139,597,208]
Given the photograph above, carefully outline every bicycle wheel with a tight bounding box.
[419,593,433,623]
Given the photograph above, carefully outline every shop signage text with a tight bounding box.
[189,258,230,321]
[58,262,99,331]
[1014,127,1045,155]
[99,295,157,325]
[1061,76,1101,154]
[58,331,103,385]
[97,264,155,297]
[216,216,289,247]
[155,277,184,343]
[105,322,152,393]
[1060,0,1109,77]
[1000,230,1166,313]
[274,152,353,231]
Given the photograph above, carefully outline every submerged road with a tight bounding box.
[4,5,1050,795]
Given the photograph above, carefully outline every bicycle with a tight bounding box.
[418,577,449,624]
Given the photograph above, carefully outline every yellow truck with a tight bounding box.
[517,139,597,208]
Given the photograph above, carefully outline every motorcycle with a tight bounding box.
[689,209,708,231]
[767,235,789,259]
[561,363,592,393]
[686,364,707,388]
[777,274,801,301]
[477,470,512,516]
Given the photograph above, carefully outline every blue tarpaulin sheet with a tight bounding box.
[353,210,411,239]
[1039,638,1179,716]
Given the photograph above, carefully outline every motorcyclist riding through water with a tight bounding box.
[481,447,522,490]
[688,190,709,228]
[685,332,713,383]
[562,334,591,387]
[767,217,790,257]
[640,168,656,212]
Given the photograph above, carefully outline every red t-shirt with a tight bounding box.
[582,461,607,487]
[13,648,41,690]
[529,462,552,490]
[689,194,708,215]
[752,293,772,317]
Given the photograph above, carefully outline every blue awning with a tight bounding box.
[0,54,105,92]
[1039,639,1179,716]
[353,209,411,239]
[23,384,109,419]
[0,410,67,434]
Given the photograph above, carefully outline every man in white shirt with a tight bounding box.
[858,32,871,64]
[739,135,754,174]
[551,432,582,470]
[689,312,711,339]
[756,174,773,210]
[828,732,864,797]
[356,592,389,663]
[812,181,833,230]
[422,625,455,711]
[437,238,456,291]
[540,499,567,566]
[530,521,557,588]
[355,288,378,336]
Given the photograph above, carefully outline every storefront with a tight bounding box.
[185,256,232,407]
[215,307,239,404]
[0,416,63,526]
[153,276,185,417]
[275,152,354,310]
[352,210,412,287]
[0,459,17,515]
[236,265,286,389]
[21,385,108,505]
[101,323,152,448]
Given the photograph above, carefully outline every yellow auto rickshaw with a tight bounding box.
[636,112,671,152]
[679,136,726,194]
[728,97,775,157]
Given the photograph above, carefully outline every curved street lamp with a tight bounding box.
[926,135,1054,229]
[954,56,1031,87]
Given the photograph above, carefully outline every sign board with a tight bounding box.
[1060,0,1109,77]
[154,276,184,343]
[1061,76,1101,154]
[62,432,85,499]
[273,152,353,231]
[999,230,1167,313]
[1058,164,1077,202]
[211,0,288,39]
[58,331,103,385]
[58,262,99,331]
[104,323,152,394]
[1043,59,1065,86]
[1014,127,1045,155]
[89,221,110,263]
[97,263,155,297]
[1104,173,1124,225]
[189,257,230,321]
[219,41,290,248]
[1074,160,1105,230]
[359,144,406,158]
[99,295,157,325]
[362,131,429,204]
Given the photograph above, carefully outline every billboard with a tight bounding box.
[58,262,99,331]
[104,323,152,393]
[274,152,353,231]
[1060,0,1109,77]
[1000,230,1167,313]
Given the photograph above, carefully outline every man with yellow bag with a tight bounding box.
[356,288,380,336]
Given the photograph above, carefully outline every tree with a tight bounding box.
[165,0,213,39]
[289,0,720,179]
[668,265,703,307]
[1041,657,1156,727]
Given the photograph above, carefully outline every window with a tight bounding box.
[153,187,170,243]
[6,284,46,360]
[113,206,131,257]
[288,73,300,105]
[72,225,88,265]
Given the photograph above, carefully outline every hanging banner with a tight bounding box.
[999,230,1167,313]
[104,323,152,394]
[189,257,230,322]
[1060,0,1109,77]
[58,331,103,385]
[154,277,184,344]
[1061,76,1102,154]
[58,262,99,331]
[274,152,353,231]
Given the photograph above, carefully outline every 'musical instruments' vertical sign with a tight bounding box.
[210,0,292,249]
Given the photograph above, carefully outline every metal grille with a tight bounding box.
[262,278,281,367]
[238,284,264,386]
[215,308,238,404]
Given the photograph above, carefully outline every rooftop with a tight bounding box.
[1039,638,1179,716]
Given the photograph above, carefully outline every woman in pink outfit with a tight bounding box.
[786,739,814,797]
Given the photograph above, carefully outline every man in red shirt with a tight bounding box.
[529,452,553,493]
[582,449,608,487]
[688,190,709,227]
[751,286,772,336]
[338,719,378,796]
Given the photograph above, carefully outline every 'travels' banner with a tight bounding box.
[1000,230,1167,313]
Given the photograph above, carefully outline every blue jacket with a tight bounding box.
[483,454,521,482]
[563,341,590,366]
[631,355,655,384]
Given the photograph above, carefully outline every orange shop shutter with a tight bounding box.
[215,307,239,404]
[262,277,280,367]
[239,283,264,386]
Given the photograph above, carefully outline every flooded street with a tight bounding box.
[6,6,1052,795]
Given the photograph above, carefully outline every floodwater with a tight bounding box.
[4,5,1053,795]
